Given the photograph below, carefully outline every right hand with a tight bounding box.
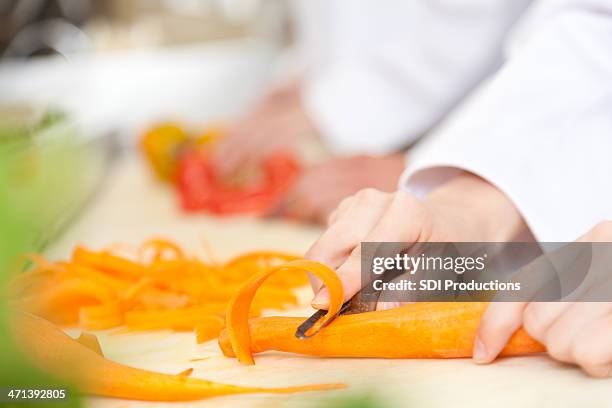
[274,154,406,225]
[474,221,612,377]
[211,81,317,179]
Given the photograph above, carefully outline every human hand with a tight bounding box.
[273,154,406,225]
[475,221,612,377]
[211,81,317,179]
[305,172,527,309]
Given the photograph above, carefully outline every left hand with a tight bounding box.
[474,221,612,378]
[272,154,406,224]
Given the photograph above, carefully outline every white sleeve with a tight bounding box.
[400,0,612,241]
[299,0,533,155]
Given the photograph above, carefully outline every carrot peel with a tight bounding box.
[13,313,345,401]
[226,260,344,365]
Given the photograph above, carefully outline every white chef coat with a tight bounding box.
[291,0,612,242]
[291,0,533,154]
[399,0,612,242]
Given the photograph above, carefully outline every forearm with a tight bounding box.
[401,1,612,241]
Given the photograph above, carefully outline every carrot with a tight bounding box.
[72,247,144,280]
[195,316,225,344]
[177,368,194,377]
[76,332,103,356]
[61,263,128,292]
[138,239,185,263]
[222,251,306,286]
[79,301,123,330]
[220,302,544,359]
[10,242,311,336]
[13,313,345,401]
[221,261,544,362]
[124,306,225,331]
[21,279,117,325]
[226,260,345,365]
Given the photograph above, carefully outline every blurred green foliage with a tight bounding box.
[315,390,392,408]
[0,108,83,407]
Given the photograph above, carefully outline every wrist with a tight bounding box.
[424,172,527,242]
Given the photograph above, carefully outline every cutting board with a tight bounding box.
[49,157,612,408]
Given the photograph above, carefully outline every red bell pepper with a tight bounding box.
[177,151,299,215]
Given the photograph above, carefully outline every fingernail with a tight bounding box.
[473,337,488,364]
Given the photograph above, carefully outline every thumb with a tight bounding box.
[473,302,527,364]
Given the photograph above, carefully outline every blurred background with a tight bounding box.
[0,2,294,397]
[0,0,290,136]
[0,0,294,249]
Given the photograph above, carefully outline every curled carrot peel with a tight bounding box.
[226,260,344,365]
[220,301,544,360]
[13,313,345,401]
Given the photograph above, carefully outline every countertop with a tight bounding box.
[48,157,612,408]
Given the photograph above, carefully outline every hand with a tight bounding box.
[211,81,317,179]
[305,172,527,309]
[475,221,612,378]
[274,154,406,225]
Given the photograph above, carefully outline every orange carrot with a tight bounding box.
[177,368,194,377]
[195,316,225,343]
[221,261,544,362]
[10,242,310,335]
[21,279,116,325]
[13,313,345,401]
[79,301,123,330]
[138,239,185,263]
[72,247,144,280]
[220,302,544,359]
[124,307,225,331]
[76,332,103,356]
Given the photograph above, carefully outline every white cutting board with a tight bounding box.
[49,157,612,408]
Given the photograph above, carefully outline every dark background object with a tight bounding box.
[0,0,97,58]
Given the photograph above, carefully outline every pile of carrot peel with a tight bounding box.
[9,239,309,343]
[12,313,345,401]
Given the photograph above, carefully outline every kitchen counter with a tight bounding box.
[49,157,612,408]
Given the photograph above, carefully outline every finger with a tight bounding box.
[579,220,612,242]
[213,127,258,175]
[375,272,414,311]
[473,302,527,364]
[305,189,392,304]
[546,302,612,364]
[306,189,391,268]
[216,114,287,176]
[523,302,572,343]
[375,301,402,311]
[571,313,612,378]
[313,191,427,307]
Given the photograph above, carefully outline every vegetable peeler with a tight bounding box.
[295,292,380,339]
[295,267,406,339]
